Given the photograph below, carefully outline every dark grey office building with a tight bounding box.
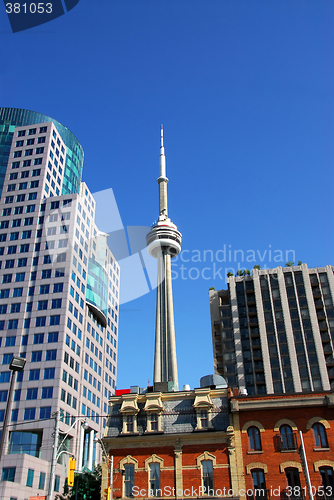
[209,264,334,395]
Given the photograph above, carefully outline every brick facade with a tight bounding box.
[102,385,240,500]
[230,391,334,500]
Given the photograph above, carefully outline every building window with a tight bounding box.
[40,407,51,420]
[278,425,297,451]
[319,467,334,490]
[26,468,34,487]
[26,388,38,400]
[126,415,134,433]
[31,351,42,362]
[285,467,301,492]
[24,408,36,421]
[42,387,53,399]
[39,471,46,489]
[200,410,208,429]
[33,333,44,344]
[201,460,214,495]
[248,426,262,451]
[150,413,158,432]
[149,463,160,497]
[46,349,57,361]
[124,464,135,497]
[1,467,16,482]
[313,423,328,448]
[48,332,59,343]
[3,353,13,365]
[44,368,55,380]
[54,475,60,492]
[250,469,267,500]
[29,369,40,381]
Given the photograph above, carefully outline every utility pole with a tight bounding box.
[47,410,60,500]
[299,430,314,500]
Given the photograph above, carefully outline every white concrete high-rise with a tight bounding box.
[0,109,120,499]
[146,127,182,390]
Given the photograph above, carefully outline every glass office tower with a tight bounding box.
[0,107,84,197]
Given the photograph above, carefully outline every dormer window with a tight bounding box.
[126,415,134,433]
[151,413,158,432]
[120,394,139,435]
[144,394,164,433]
[193,389,214,430]
[200,410,208,429]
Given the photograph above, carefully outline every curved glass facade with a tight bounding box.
[86,258,108,319]
[0,107,84,197]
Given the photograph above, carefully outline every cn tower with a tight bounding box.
[146,126,182,390]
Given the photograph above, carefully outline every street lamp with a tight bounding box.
[94,436,113,500]
[0,356,26,463]
[46,413,89,500]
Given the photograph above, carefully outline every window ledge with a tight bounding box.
[280,449,298,453]
[144,430,164,435]
[247,450,263,455]
[313,447,330,452]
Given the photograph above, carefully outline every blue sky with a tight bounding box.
[1,0,333,391]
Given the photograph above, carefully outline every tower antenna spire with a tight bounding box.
[146,126,182,391]
[160,124,166,179]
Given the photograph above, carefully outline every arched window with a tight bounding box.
[319,467,334,489]
[250,469,267,500]
[280,425,296,451]
[247,426,262,451]
[313,423,328,448]
[285,467,302,498]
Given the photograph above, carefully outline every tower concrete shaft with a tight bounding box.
[146,126,182,390]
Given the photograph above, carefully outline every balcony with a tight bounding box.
[247,295,256,305]
[325,355,334,366]
[323,344,333,354]
[321,333,331,343]
[249,318,259,327]
[319,320,329,331]
[253,350,263,361]
[317,310,326,320]
[275,432,298,452]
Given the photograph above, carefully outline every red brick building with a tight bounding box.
[230,391,334,500]
[101,385,334,500]
[101,377,241,500]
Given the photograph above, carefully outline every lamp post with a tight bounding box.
[46,413,89,500]
[0,356,26,463]
[94,436,113,500]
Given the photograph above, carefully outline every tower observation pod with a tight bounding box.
[146,126,182,390]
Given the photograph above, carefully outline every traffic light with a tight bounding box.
[104,487,111,500]
[68,457,76,486]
